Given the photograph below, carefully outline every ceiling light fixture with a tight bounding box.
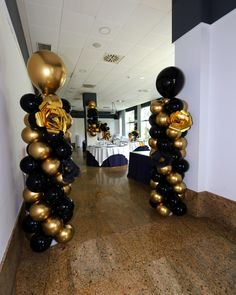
[116,99,124,103]
[140,76,145,80]
[99,26,111,35]
[92,42,101,48]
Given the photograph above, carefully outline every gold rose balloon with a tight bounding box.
[64,130,72,142]
[166,128,182,139]
[173,182,187,194]
[24,114,30,127]
[42,217,63,236]
[88,100,96,108]
[150,100,163,114]
[21,127,41,144]
[55,173,70,185]
[41,157,60,175]
[148,138,157,149]
[23,188,42,203]
[30,203,50,221]
[150,190,163,203]
[157,204,170,216]
[157,165,172,175]
[169,110,192,132]
[150,180,158,189]
[167,172,182,185]
[180,149,187,158]
[63,184,72,195]
[173,137,188,149]
[28,142,51,160]
[55,224,74,243]
[27,50,67,95]
[155,112,170,127]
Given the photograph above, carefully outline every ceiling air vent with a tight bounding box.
[103,53,124,64]
[37,42,51,51]
[82,84,96,88]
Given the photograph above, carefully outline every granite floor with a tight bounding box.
[15,150,236,295]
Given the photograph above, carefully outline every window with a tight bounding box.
[125,109,135,134]
[141,105,151,140]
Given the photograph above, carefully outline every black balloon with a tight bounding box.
[26,172,48,192]
[20,93,42,113]
[157,138,172,151]
[30,233,52,252]
[171,202,187,216]
[55,143,73,159]
[24,202,33,212]
[164,98,183,114]
[43,186,64,206]
[172,159,190,173]
[61,98,71,113]
[44,131,65,147]
[59,211,74,223]
[20,156,39,174]
[157,182,173,196]
[55,196,75,212]
[149,114,156,126]
[149,125,165,139]
[164,193,180,209]
[151,169,164,183]
[149,200,158,209]
[182,131,188,137]
[156,67,185,98]
[27,112,39,129]
[22,215,41,233]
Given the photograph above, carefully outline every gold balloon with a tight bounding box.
[174,137,188,149]
[92,124,97,128]
[150,100,163,114]
[55,173,70,185]
[150,148,157,156]
[28,142,51,160]
[157,165,172,175]
[167,172,182,185]
[90,131,97,137]
[30,203,50,221]
[157,204,170,216]
[148,138,157,149]
[178,193,185,199]
[88,100,96,108]
[96,128,100,132]
[64,130,72,141]
[173,182,187,194]
[66,114,73,129]
[23,188,42,203]
[63,184,72,195]
[42,157,60,175]
[21,127,41,144]
[27,50,66,95]
[155,112,170,127]
[150,190,163,203]
[43,94,62,105]
[150,180,158,189]
[169,110,192,132]
[166,128,182,139]
[180,149,187,158]
[55,224,74,243]
[24,114,30,127]
[42,217,63,236]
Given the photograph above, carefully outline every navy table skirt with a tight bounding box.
[127,152,152,185]
[86,151,128,167]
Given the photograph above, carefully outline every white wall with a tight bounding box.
[70,118,85,146]
[0,2,33,264]
[99,118,119,137]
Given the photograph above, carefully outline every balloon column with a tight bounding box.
[128,130,139,142]
[148,67,192,217]
[20,50,80,252]
[87,101,100,136]
[100,123,111,140]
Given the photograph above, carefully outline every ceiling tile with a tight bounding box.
[59,30,87,48]
[63,0,102,17]
[141,0,171,12]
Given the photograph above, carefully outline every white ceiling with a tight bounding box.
[17,0,174,111]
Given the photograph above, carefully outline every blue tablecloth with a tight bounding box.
[127,151,152,185]
[86,151,128,167]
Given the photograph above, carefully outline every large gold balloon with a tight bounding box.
[42,157,60,175]
[24,114,30,127]
[64,130,72,142]
[28,142,51,160]
[27,50,66,95]
[150,180,158,189]
[173,137,188,149]
[88,100,96,108]
[155,112,170,127]
[150,148,157,156]
[90,131,97,137]
[167,172,182,185]
[23,188,42,203]
[42,217,63,236]
[55,173,70,185]
[21,127,41,144]
[150,190,163,203]
[166,128,182,139]
[63,184,72,195]
[148,138,157,149]
[55,224,74,243]
[157,165,172,175]
[173,182,187,194]
[150,100,163,114]
[180,149,187,158]
[30,203,50,221]
[157,204,170,216]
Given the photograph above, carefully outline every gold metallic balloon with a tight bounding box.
[96,128,100,132]
[155,112,170,127]
[55,173,70,185]
[167,172,182,185]
[166,128,182,139]
[148,138,157,149]
[92,124,97,128]
[157,204,170,216]
[173,182,187,194]
[28,142,51,160]
[21,127,41,144]
[180,149,187,158]
[150,190,163,203]
[150,100,163,114]
[150,180,158,189]
[88,100,96,108]
[150,148,157,156]
[55,224,74,243]
[90,131,97,137]
[30,203,50,221]
[42,217,63,236]
[162,98,170,104]
[174,137,188,150]
[169,110,192,132]
[43,94,62,105]
[157,165,172,175]
[63,184,72,195]
[24,114,30,127]
[27,50,67,95]
[66,114,73,129]
[64,130,72,142]
[42,157,60,175]
[23,188,42,203]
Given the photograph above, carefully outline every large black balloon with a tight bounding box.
[59,211,74,223]
[157,182,173,196]
[55,143,73,159]
[164,98,183,114]
[164,193,180,209]
[20,93,42,113]
[172,159,190,173]
[20,156,39,174]
[149,200,158,209]
[87,108,98,117]
[61,98,71,113]
[44,131,65,147]
[55,196,75,212]
[149,125,165,139]
[30,233,52,252]
[156,67,185,98]
[171,202,187,216]
[26,172,48,192]
[22,215,41,233]
[157,138,172,152]
[27,113,39,129]
[43,186,64,206]
[151,168,164,183]
[149,114,156,126]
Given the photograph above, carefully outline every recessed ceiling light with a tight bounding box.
[116,99,124,103]
[99,26,111,35]
[140,76,145,80]
[92,42,101,48]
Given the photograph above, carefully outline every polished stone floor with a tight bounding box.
[16,150,236,295]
